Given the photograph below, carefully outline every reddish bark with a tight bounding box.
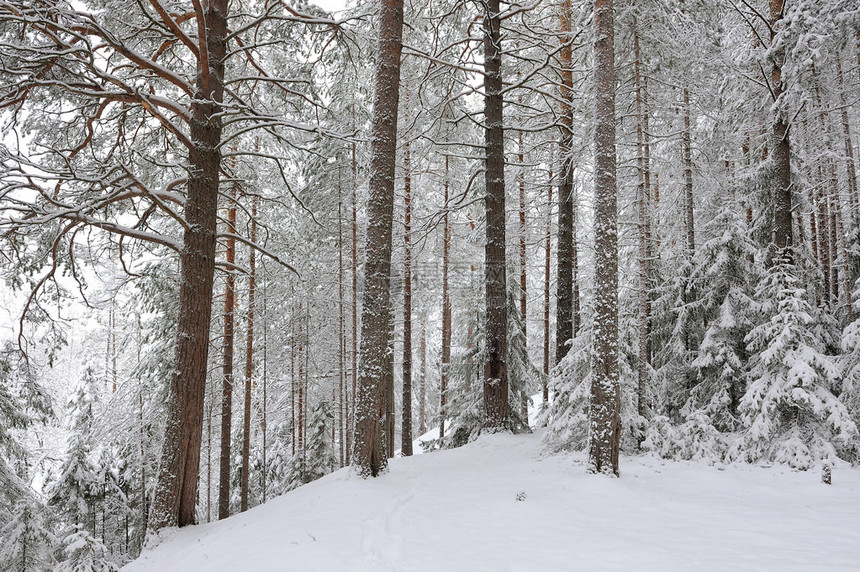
[352,0,405,476]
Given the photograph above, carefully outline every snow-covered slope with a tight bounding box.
[126,432,860,571]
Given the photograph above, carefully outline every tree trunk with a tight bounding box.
[544,159,553,396]
[240,196,257,513]
[298,308,305,456]
[217,188,237,521]
[338,189,346,467]
[441,153,451,441]
[290,318,296,456]
[517,129,529,421]
[770,0,792,255]
[518,131,527,344]
[150,0,227,530]
[419,321,427,435]
[588,0,620,476]
[634,23,651,420]
[482,0,509,431]
[352,0,404,477]
[385,306,395,459]
[350,142,359,466]
[836,56,859,229]
[556,0,575,364]
[402,141,414,457]
[682,87,695,256]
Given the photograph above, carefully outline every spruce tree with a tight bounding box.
[733,261,858,468]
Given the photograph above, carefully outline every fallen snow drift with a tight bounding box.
[126,432,860,571]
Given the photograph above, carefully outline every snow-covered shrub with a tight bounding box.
[543,330,590,453]
[642,413,727,463]
[55,529,119,572]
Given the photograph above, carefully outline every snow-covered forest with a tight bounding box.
[0,0,859,569]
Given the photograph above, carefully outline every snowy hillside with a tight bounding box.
[126,432,860,571]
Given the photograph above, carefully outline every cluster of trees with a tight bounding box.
[0,0,859,567]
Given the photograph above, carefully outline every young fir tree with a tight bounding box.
[506,287,538,433]
[55,528,118,572]
[285,400,337,490]
[0,497,55,572]
[840,295,860,446]
[442,297,485,449]
[684,205,757,432]
[543,326,592,452]
[46,365,103,535]
[303,400,338,483]
[0,347,56,569]
[732,260,858,468]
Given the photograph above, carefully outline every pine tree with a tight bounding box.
[589,0,621,475]
[481,0,510,431]
[353,0,406,478]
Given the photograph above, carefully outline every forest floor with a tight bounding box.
[126,427,860,571]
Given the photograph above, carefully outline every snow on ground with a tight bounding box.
[126,429,860,572]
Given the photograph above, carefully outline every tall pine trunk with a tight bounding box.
[482,0,509,431]
[836,56,859,230]
[349,142,359,466]
[217,183,237,520]
[544,160,553,397]
[556,0,575,364]
[240,197,257,512]
[419,321,427,435]
[353,0,405,477]
[150,0,227,529]
[634,23,651,420]
[770,0,792,255]
[338,189,346,467]
[402,141,414,456]
[588,0,620,476]
[441,152,452,440]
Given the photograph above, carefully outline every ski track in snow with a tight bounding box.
[126,430,860,572]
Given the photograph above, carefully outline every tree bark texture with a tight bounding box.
[556,0,575,365]
[441,154,452,440]
[402,141,414,457]
[349,142,359,466]
[588,0,620,476]
[482,0,509,431]
[338,192,346,467]
[419,321,427,435]
[352,0,404,477]
[240,197,257,512]
[150,0,228,530]
[217,186,237,521]
[682,87,695,256]
[634,24,652,420]
[836,56,859,230]
[544,160,553,394]
[770,0,792,256]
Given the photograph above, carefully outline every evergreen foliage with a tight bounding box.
[732,261,858,468]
